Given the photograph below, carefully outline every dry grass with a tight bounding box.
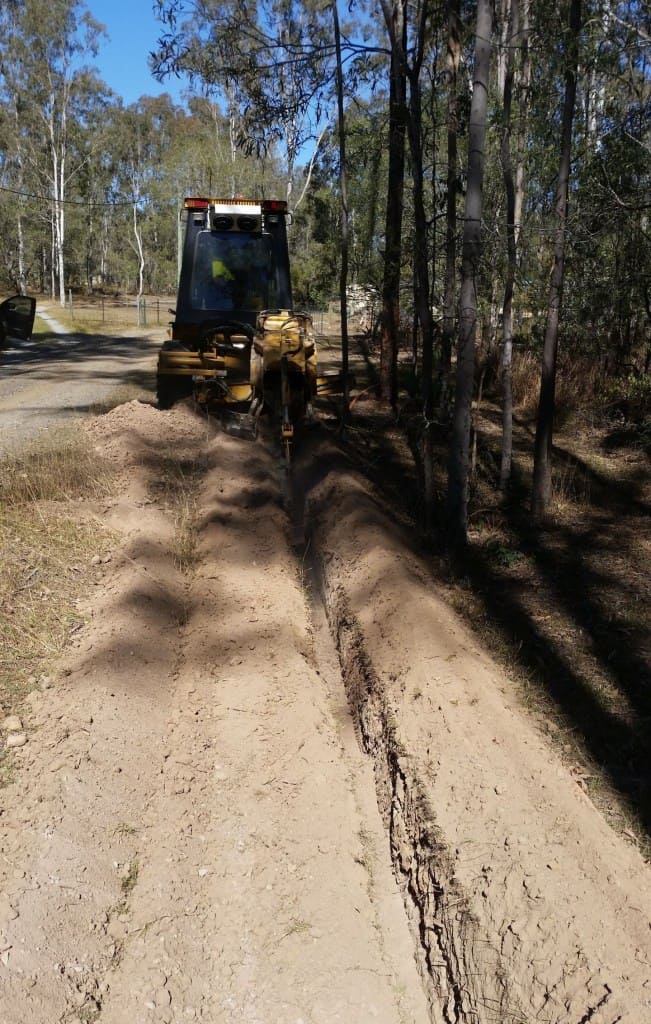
[173,498,200,574]
[38,296,173,336]
[120,858,140,896]
[510,350,603,425]
[0,431,113,506]
[147,454,203,574]
[0,432,116,760]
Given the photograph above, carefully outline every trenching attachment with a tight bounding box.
[222,412,258,440]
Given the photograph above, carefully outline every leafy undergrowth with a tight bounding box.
[0,431,115,781]
[333,370,650,861]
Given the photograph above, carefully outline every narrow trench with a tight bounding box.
[286,470,507,1024]
[190,410,505,1021]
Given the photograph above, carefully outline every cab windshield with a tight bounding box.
[190,231,278,313]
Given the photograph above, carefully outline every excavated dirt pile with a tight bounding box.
[0,399,649,1024]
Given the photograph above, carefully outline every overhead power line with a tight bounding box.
[0,184,134,207]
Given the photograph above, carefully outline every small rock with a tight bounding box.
[6,733,27,749]
[197,866,210,878]
[1,716,22,733]
[494,784,506,796]
[91,555,102,566]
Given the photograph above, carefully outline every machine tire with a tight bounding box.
[157,374,191,410]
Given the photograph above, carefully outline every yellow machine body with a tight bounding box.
[157,197,348,455]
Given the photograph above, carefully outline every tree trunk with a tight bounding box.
[50,217,56,301]
[405,2,436,525]
[133,200,145,314]
[499,0,519,493]
[501,0,531,490]
[379,0,407,408]
[514,0,530,252]
[442,0,461,391]
[49,85,69,308]
[332,0,350,425]
[446,0,493,548]
[531,0,581,518]
[16,209,26,296]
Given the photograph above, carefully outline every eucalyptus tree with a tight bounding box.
[100,96,191,297]
[376,0,408,407]
[531,0,582,518]
[0,0,107,305]
[441,0,462,385]
[332,0,351,422]
[152,0,335,206]
[565,1,650,372]
[446,0,493,548]
[498,0,530,492]
[0,85,31,292]
[399,0,441,521]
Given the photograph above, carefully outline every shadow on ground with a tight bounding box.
[313,338,651,842]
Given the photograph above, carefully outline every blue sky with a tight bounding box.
[89,0,192,106]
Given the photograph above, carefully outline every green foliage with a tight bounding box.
[604,373,651,425]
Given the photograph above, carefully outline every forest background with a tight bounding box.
[0,0,649,534]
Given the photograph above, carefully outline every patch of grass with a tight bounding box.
[149,455,203,574]
[173,499,199,574]
[550,460,592,513]
[0,432,116,738]
[36,304,158,338]
[484,540,525,568]
[0,430,113,505]
[112,822,138,838]
[120,858,139,896]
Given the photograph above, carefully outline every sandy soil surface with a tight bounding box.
[1,396,650,1023]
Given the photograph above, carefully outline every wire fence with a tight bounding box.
[66,291,175,328]
[63,292,345,336]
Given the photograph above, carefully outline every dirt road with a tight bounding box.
[1,393,650,1023]
[0,306,155,455]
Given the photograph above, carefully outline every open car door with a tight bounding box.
[0,295,36,345]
